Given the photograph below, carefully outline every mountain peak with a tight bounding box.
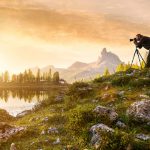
[101,48,107,56]
[68,61,88,70]
[97,48,122,65]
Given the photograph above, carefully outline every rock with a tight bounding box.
[127,100,150,122]
[136,134,150,141]
[10,143,17,150]
[117,91,125,97]
[66,145,73,149]
[116,121,126,128]
[53,138,60,145]
[91,134,100,148]
[29,117,39,122]
[126,72,134,77]
[47,127,59,134]
[90,123,114,148]
[139,94,149,99]
[102,93,110,99]
[41,130,46,135]
[92,99,99,103]
[104,85,110,91]
[42,117,49,122]
[30,142,35,146]
[16,110,31,118]
[90,123,114,135]
[55,95,64,102]
[0,125,25,140]
[93,106,118,122]
[147,122,150,126]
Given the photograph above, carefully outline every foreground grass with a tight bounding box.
[0,69,150,149]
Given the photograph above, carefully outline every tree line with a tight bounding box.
[0,69,60,84]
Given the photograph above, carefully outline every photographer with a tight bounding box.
[131,34,150,68]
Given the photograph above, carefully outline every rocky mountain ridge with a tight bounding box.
[30,48,122,82]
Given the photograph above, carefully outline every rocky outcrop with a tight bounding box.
[16,110,31,118]
[90,123,114,149]
[127,100,150,122]
[0,123,25,140]
[136,134,150,141]
[93,106,118,122]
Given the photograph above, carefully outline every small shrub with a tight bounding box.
[93,76,111,83]
[67,105,97,135]
[129,78,150,87]
[112,75,131,86]
[98,129,134,150]
[64,96,77,110]
[67,82,94,99]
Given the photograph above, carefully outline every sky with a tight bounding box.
[0,0,150,73]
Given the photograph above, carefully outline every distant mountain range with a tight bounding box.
[30,48,122,82]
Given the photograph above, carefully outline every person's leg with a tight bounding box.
[145,50,150,68]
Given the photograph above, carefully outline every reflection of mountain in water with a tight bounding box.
[31,48,122,82]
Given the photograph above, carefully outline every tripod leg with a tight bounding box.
[137,51,143,69]
[131,50,137,68]
[137,51,146,65]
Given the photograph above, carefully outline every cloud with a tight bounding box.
[1,6,150,47]
[0,5,150,72]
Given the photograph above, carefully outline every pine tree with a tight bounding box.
[12,74,17,83]
[53,72,60,83]
[4,71,9,83]
[48,69,52,82]
[36,69,41,83]
[103,68,110,76]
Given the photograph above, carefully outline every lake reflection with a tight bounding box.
[0,89,49,116]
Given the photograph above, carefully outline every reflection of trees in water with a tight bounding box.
[0,89,52,103]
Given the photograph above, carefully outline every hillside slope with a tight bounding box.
[0,68,150,150]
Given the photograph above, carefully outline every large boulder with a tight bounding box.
[127,100,150,122]
[90,123,114,149]
[93,106,118,122]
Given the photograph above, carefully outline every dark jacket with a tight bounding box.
[134,36,150,50]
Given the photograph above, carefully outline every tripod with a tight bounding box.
[131,47,146,69]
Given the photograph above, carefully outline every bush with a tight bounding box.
[98,129,134,150]
[112,75,131,86]
[129,78,150,87]
[93,76,111,83]
[67,105,97,135]
[67,82,94,99]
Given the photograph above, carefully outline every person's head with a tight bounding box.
[136,34,143,41]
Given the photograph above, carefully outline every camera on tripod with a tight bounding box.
[130,38,136,42]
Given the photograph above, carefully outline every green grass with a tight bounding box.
[0,69,150,149]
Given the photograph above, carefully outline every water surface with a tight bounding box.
[0,89,50,116]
